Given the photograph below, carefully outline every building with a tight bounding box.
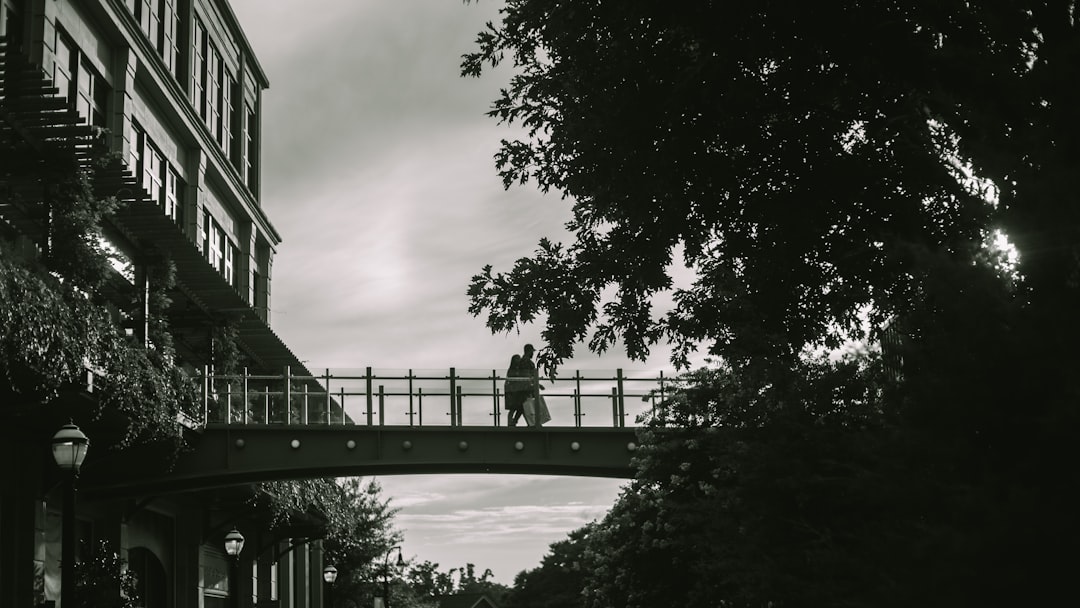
[1,1,333,606]
[437,593,502,608]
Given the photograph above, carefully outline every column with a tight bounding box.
[184,150,207,248]
[0,436,44,607]
[293,540,308,608]
[277,540,294,608]
[241,221,256,305]
[263,247,273,325]
[309,540,323,608]
[255,542,274,607]
[111,46,139,162]
[27,0,53,69]
[174,510,202,608]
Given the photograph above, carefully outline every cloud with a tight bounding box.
[225,0,682,585]
[373,475,624,581]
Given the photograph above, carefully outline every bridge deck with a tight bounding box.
[82,425,640,496]
[81,367,668,496]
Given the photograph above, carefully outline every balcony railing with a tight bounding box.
[200,367,673,429]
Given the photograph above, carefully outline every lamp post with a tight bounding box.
[379,546,404,608]
[323,565,338,608]
[224,528,245,608]
[52,422,89,608]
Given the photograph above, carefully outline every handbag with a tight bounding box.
[523,395,552,426]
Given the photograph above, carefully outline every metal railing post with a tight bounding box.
[302,384,309,425]
[417,387,424,426]
[611,387,619,427]
[456,386,463,426]
[365,366,374,426]
[321,383,329,424]
[325,368,333,424]
[408,370,415,426]
[378,385,385,426]
[491,369,499,427]
[202,365,209,424]
[449,368,458,427]
[657,370,666,422]
[283,366,292,424]
[242,367,249,424]
[616,368,626,428]
[575,370,583,427]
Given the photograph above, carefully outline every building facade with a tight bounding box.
[1,1,330,606]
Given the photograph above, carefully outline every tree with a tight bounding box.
[505,526,591,608]
[258,478,401,608]
[71,540,140,608]
[403,561,510,607]
[462,0,1074,377]
[462,5,1079,602]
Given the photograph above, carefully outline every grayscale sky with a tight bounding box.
[228,0,687,585]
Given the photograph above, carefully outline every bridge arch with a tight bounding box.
[82,367,664,497]
[82,426,639,497]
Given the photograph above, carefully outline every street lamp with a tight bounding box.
[379,547,404,608]
[224,528,245,557]
[52,422,89,607]
[323,565,338,608]
[224,528,245,608]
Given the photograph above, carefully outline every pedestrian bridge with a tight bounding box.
[81,367,672,496]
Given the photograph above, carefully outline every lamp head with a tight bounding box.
[224,528,245,557]
[323,565,338,584]
[52,422,89,473]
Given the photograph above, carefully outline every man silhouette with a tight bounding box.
[505,344,538,426]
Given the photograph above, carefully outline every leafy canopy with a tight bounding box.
[462,0,1074,374]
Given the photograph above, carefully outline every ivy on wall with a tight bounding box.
[0,147,199,450]
[0,253,200,448]
[71,540,141,608]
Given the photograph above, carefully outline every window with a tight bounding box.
[161,0,179,74]
[1,4,17,43]
[224,241,236,286]
[164,166,183,222]
[138,0,158,49]
[142,136,163,207]
[192,17,206,116]
[188,17,239,158]
[53,31,74,104]
[131,121,183,224]
[197,206,207,255]
[132,0,179,77]
[208,220,223,273]
[55,28,109,128]
[198,210,237,283]
[244,102,257,191]
[220,73,234,153]
[77,62,108,128]
[206,42,222,140]
[129,122,143,176]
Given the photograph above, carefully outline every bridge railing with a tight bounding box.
[198,367,672,429]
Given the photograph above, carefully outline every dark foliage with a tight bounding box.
[462,1,1080,605]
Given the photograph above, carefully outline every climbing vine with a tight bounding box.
[71,540,141,608]
[0,149,199,450]
[0,253,200,448]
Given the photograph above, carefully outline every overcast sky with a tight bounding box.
[227,0,681,585]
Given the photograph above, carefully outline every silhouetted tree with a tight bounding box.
[506,526,591,608]
[463,2,1080,605]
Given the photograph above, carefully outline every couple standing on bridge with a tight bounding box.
[504,343,552,427]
